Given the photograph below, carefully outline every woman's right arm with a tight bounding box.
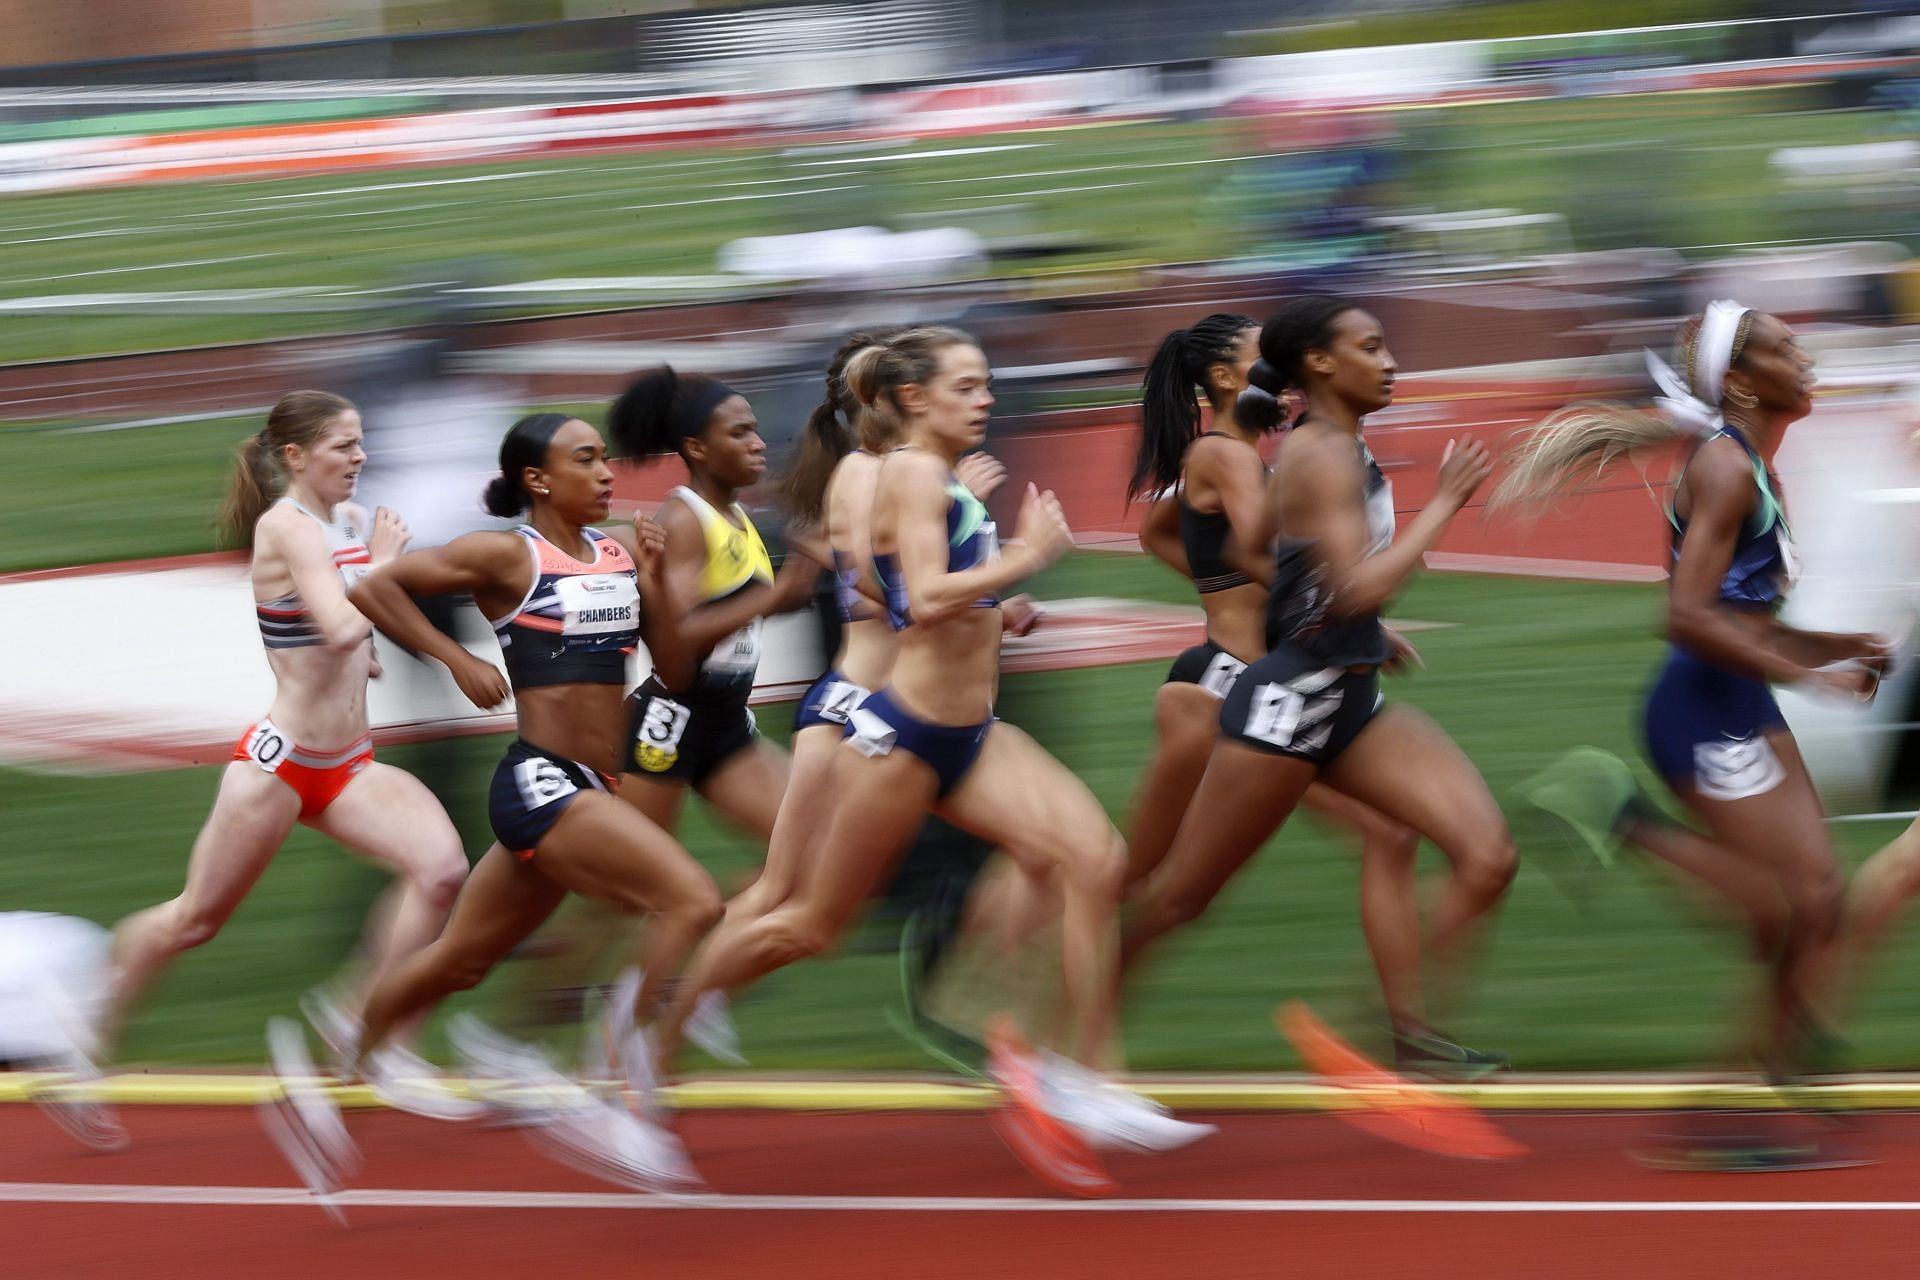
[349,532,525,708]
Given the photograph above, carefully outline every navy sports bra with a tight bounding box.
[492,526,640,689]
[832,549,868,624]
[874,474,1000,631]
[1266,433,1397,667]
[1668,425,1797,613]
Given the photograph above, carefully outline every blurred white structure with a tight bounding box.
[717,225,987,287]
[1775,378,1920,806]
[0,913,111,1063]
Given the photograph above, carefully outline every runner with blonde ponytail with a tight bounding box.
[1502,303,1894,1169]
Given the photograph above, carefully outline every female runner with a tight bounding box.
[655,331,1008,1041]
[282,411,721,1189]
[1125,311,1499,1073]
[648,327,1212,1191]
[1121,297,1517,1059]
[109,391,470,1113]
[1497,301,1888,1106]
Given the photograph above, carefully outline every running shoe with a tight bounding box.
[1038,1052,1216,1153]
[1515,746,1644,870]
[893,906,988,1077]
[520,1095,705,1194]
[1631,1133,1874,1172]
[685,990,747,1068]
[1392,1028,1512,1083]
[450,1012,700,1193]
[585,967,666,1124]
[450,1012,577,1121]
[363,1044,488,1123]
[260,1017,357,1224]
[25,975,126,1153]
[985,1018,1114,1198]
[300,990,485,1123]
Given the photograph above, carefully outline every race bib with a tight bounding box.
[703,617,764,678]
[633,696,691,773]
[514,756,579,809]
[553,572,640,639]
[241,720,291,773]
[847,705,898,759]
[813,679,869,725]
[1198,652,1247,700]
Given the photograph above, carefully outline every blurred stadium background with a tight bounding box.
[6,0,1920,1078]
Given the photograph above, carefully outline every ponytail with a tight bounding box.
[1491,304,1760,514]
[1130,329,1199,501]
[1491,404,1685,512]
[780,326,903,525]
[219,432,279,548]
[1126,312,1259,502]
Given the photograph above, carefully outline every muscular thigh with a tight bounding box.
[308,762,463,871]
[1319,703,1507,855]
[939,723,1115,875]
[537,791,714,913]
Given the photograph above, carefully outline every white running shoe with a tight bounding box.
[301,989,484,1122]
[25,972,127,1153]
[686,990,747,1067]
[521,1094,703,1194]
[363,1044,487,1123]
[450,1010,700,1194]
[1037,1054,1216,1154]
[298,989,360,1076]
[586,968,665,1123]
[261,1017,358,1224]
[449,1013,585,1123]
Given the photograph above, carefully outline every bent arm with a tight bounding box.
[275,517,374,649]
[349,532,524,674]
[1665,455,1809,683]
[894,461,1041,625]
[1287,439,1446,620]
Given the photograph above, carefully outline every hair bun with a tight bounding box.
[1236,385,1284,434]
[1246,358,1285,394]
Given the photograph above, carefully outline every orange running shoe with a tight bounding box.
[1278,1001,1527,1161]
[986,1017,1116,1198]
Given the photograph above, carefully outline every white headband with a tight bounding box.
[1646,298,1751,438]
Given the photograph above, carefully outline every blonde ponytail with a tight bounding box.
[1490,402,1685,513]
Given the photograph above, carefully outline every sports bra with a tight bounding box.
[671,485,774,695]
[256,498,372,649]
[492,526,639,689]
[832,549,870,624]
[1668,425,1797,613]
[1179,432,1264,594]
[874,471,1000,631]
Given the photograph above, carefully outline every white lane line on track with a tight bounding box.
[4,1183,1920,1213]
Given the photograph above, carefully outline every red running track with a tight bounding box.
[11,1106,1920,1279]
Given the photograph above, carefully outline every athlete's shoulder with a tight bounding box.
[1278,423,1361,481]
[338,502,372,541]
[254,499,317,547]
